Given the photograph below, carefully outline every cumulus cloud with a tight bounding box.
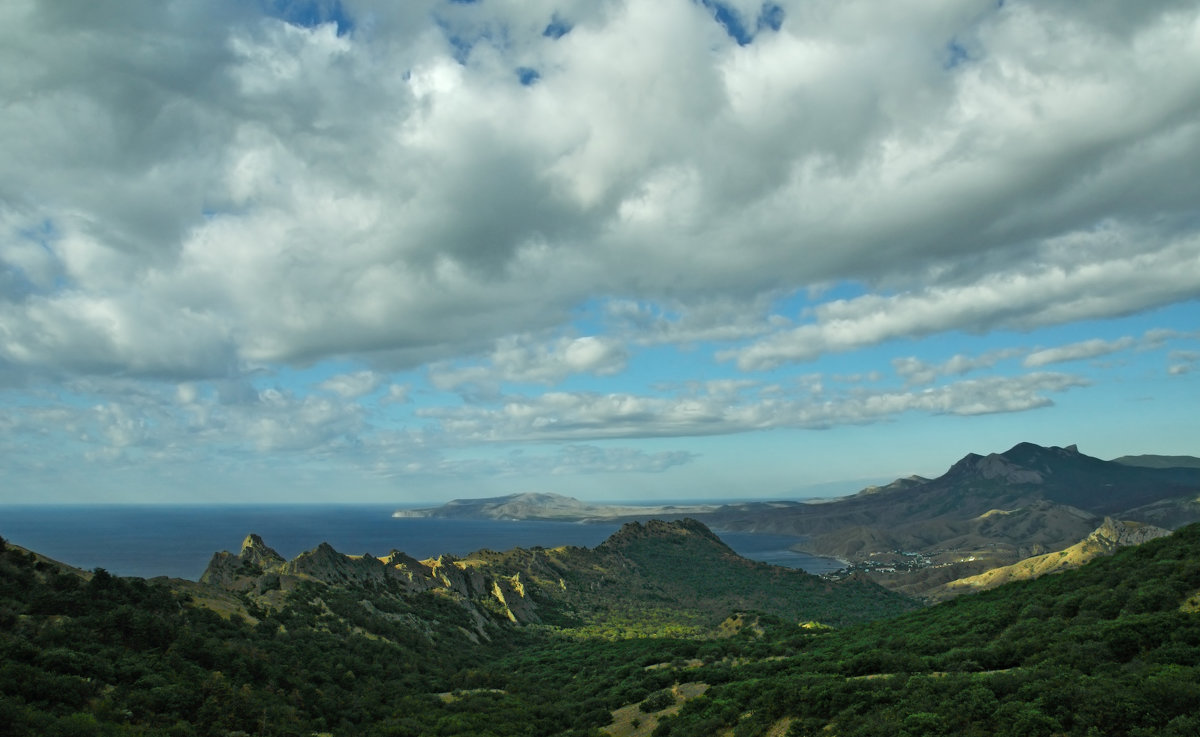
[604,296,788,345]
[727,226,1200,370]
[0,1,1196,380]
[893,349,1022,386]
[6,380,368,465]
[2,1,1198,499]
[430,334,628,395]
[0,376,702,486]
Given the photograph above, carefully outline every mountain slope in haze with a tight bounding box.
[707,442,1200,598]
[1113,453,1200,469]
[393,491,717,521]
[713,442,1200,548]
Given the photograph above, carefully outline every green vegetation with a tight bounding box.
[650,523,1200,737]
[4,521,1200,736]
[507,544,912,640]
[0,538,494,736]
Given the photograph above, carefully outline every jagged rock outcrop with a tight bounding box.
[240,533,286,568]
[490,574,538,622]
[284,543,395,588]
[1090,517,1171,548]
[380,550,439,591]
[192,518,915,639]
[199,533,286,588]
[199,534,542,632]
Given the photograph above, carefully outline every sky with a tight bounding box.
[1,0,1198,505]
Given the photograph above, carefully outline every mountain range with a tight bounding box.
[399,442,1200,600]
[199,518,916,638]
[6,442,1200,736]
[6,503,1200,735]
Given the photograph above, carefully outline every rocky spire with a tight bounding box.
[240,534,285,568]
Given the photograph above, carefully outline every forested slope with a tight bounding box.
[4,521,1200,736]
[650,523,1200,737]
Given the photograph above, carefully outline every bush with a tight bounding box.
[640,690,676,713]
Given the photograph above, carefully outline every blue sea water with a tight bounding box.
[0,505,843,580]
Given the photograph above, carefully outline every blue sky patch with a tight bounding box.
[544,15,572,39]
[697,1,784,46]
[516,67,541,86]
[944,39,972,69]
[260,0,354,35]
[436,15,512,65]
[700,0,753,45]
[758,3,784,32]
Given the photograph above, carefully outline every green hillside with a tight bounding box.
[486,519,917,635]
[650,523,1200,737]
[4,521,1200,736]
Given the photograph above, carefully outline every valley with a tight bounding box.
[3,441,1200,736]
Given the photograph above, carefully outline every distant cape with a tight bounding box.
[393,491,717,522]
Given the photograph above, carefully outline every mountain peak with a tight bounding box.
[1001,441,1082,459]
[598,518,732,553]
[239,534,285,567]
[200,533,285,586]
[943,443,1090,484]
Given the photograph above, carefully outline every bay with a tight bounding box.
[0,505,843,580]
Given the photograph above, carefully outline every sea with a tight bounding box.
[0,504,845,581]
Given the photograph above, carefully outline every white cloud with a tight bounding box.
[2,1,1199,500]
[1168,350,1200,376]
[1024,337,1137,368]
[382,384,411,405]
[415,445,697,478]
[549,445,695,474]
[893,349,1021,386]
[605,296,787,345]
[727,225,1200,370]
[0,2,1196,380]
[318,370,384,399]
[430,334,628,394]
[1022,328,1200,368]
[418,372,1088,443]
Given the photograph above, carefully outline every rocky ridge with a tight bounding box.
[198,519,917,638]
[200,533,543,631]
